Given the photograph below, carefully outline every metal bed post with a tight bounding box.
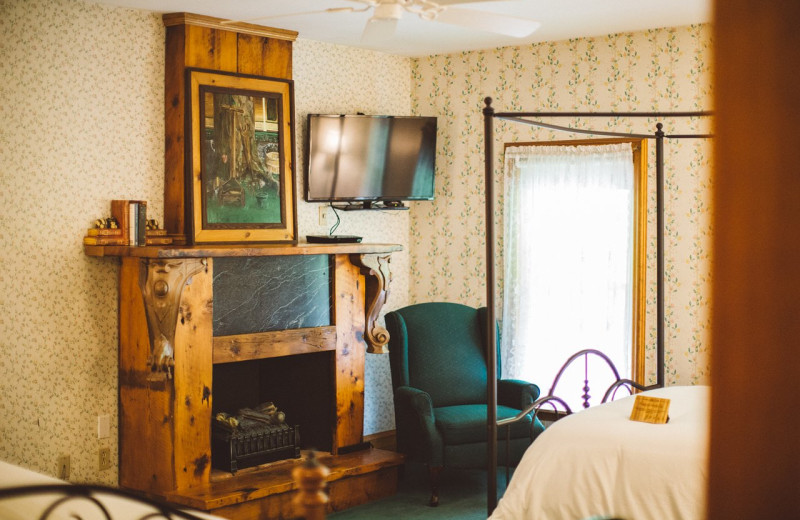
[483,97,499,513]
[481,101,711,516]
[655,123,666,388]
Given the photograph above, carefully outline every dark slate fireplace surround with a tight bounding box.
[211,255,335,456]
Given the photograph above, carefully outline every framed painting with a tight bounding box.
[187,68,297,243]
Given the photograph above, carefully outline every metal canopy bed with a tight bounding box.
[481,97,712,516]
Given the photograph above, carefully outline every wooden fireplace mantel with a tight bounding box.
[86,242,403,518]
[85,242,400,356]
[84,242,402,259]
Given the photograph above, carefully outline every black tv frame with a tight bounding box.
[304,113,436,208]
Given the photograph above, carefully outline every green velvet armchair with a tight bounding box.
[385,302,544,506]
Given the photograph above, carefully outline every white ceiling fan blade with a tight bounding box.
[434,7,540,38]
[434,0,506,4]
[221,6,368,25]
[361,17,399,42]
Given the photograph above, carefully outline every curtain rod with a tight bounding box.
[495,110,713,118]
[497,115,712,139]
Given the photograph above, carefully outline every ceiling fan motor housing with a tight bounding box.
[374,2,404,20]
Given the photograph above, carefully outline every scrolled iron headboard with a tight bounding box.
[498,348,649,429]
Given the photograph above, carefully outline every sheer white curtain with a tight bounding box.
[502,143,634,408]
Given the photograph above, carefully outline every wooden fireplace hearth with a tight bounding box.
[86,242,403,519]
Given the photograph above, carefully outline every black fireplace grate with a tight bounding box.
[212,420,301,474]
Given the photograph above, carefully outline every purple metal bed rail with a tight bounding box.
[495,349,649,486]
[482,97,713,514]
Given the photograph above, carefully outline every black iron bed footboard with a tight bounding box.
[0,484,210,520]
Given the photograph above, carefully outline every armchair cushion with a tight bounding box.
[435,404,533,445]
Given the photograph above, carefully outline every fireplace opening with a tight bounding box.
[212,351,335,472]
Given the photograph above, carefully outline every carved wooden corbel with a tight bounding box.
[351,253,392,354]
[139,258,207,381]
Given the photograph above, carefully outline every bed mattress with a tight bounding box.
[490,385,710,520]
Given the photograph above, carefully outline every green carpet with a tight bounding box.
[329,463,510,520]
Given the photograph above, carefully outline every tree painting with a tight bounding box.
[201,89,283,226]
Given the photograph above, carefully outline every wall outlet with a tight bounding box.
[57,454,70,480]
[98,447,112,471]
[318,206,327,226]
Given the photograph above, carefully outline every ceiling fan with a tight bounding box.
[229,0,540,42]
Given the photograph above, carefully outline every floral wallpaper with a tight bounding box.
[1,0,165,485]
[409,25,713,387]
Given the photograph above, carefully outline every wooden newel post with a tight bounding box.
[293,452,330,520]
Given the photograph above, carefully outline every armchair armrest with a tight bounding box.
[396,385,435,418]
[497,379,541,410]
[498,379,546,439]
[394,385,443,465]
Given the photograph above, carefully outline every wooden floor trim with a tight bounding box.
[364,430,397,452]
[167,448,403,511]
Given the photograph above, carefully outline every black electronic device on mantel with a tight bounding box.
[305,114,437,208]
[306,235,363,244]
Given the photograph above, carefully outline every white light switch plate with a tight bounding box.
[97,414,111,439]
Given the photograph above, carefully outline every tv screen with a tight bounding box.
[305,114,437,203]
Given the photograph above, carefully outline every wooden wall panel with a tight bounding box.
[185,25,238,73]
[164,24,187,237]
[162,16,294,240]
[119,258,175,493]
[172,259,214,491]
[332,255,366,451]
[237,34,293,79]
[709,1,800,518]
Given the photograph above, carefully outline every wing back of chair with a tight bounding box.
[385,302,492,407]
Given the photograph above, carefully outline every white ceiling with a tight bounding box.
[87,0,712,57]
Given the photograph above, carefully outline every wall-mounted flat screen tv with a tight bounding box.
[305,114,437,205]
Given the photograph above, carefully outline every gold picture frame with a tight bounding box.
[187,68,296,243]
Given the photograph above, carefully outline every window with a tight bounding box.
[501,139,647,408]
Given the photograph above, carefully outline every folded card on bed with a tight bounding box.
[629,394,670,424]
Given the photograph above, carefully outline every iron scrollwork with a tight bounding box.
[0,484,210,520]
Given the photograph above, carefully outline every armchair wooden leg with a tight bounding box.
[428,465,443,507]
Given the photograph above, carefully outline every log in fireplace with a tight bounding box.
[212,401,301,474]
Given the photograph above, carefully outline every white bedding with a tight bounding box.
[490,385,709,520]
[0,461,225,520]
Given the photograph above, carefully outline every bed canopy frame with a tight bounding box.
[481,97,713,513]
